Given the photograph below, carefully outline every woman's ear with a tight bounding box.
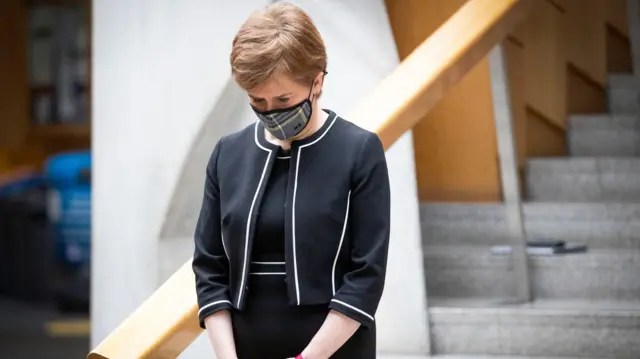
[313,71,326,99]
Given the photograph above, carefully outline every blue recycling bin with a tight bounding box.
[45,151,91,269]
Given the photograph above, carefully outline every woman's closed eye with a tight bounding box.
[277,97,290,104]
[250,98,265,107]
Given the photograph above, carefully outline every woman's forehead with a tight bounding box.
[248,74,306,99]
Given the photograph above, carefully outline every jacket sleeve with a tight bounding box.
[329,132,391,328]
[193,139,233,329]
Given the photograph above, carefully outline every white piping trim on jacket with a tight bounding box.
[250,272,286,275]
[252,261,285,265]
[301,114,338,147]
[220,232,229,261]
[331,299,374,321]
[198,300,232,317]
[254,122,270,152]
[236,151,272,307]
[277,156,291,159]
[291,115,338,304]
[332,191,351,295]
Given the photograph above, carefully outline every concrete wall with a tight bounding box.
[91,0,270,347]
[92,0,428,357]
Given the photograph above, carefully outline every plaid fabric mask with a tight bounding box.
[252,83,316,140]
[252,97,313,141]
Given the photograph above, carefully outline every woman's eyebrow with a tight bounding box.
[250,92,293,101]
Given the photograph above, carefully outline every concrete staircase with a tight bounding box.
[421,74,640,358]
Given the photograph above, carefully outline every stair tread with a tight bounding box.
[528,157,640,168]
[423,245,640,267]
[569,113,639,126]
[526,157,640,201]
[429,298,640,313]
[608,73,635,88]
[425,244,636,253]
[421,201,640,211]
[430,356,606,359]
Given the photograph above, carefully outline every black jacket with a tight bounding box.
[193,110,390,329]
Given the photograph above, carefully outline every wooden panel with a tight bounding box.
[606,23,633,73]
[525,108,566,157]
[89,0,535,357]
[521,0,566,128]
[386,0,468,58]
[0,151,12,174]
[0,0,29,150]
[388,0,632,202]
[385,0,516,202]
[566,64,606,115]
[604,0,629,36]
[503,0,629,168]
[561,0,607,85]
[414,59,501,202]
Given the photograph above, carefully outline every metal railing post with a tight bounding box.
[488,44,532,303]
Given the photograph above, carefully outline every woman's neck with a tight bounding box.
[264,107,328,150]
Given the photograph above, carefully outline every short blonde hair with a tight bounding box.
[230,2,327,92]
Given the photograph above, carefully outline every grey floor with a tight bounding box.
[0,297,89,359]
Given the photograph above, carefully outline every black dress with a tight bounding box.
[231,147,376,359]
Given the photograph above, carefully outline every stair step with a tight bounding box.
[428,357,604,359]
[568,114,640,156]
[420,203,640,248]
[526,157,640,201]
[423,246,640,301]
[608,74,638,114]
[429,357,604,359]
[429,298,640,358]
[384,356,605,359]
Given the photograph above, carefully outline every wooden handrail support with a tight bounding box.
[88,0,532,357]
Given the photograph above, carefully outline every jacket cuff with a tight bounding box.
[329,299,375,329]
[198,299,233,329]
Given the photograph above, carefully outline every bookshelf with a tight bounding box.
[26,0,91,142]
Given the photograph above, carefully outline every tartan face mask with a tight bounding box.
[252,85,314,141]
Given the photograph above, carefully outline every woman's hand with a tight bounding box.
[294,310,360,359]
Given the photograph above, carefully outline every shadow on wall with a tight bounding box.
[156,78,256,280]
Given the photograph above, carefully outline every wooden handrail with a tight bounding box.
[88,0,532,357]
[88,261,201,359]
[348,0,532,148]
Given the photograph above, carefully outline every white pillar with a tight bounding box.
[92,0,269,351]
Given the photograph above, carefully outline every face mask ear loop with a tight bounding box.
[309,70,327,102]
[307,82,315,102]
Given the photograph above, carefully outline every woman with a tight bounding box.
[192,2,390,358]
